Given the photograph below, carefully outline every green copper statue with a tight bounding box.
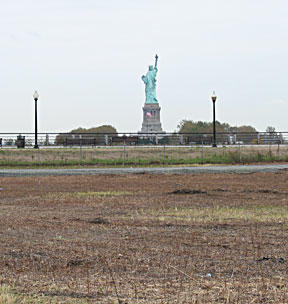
[142,54,159,104]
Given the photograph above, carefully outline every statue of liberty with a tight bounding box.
[141,55,158,104]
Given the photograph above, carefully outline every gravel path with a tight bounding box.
[1,163,288,177]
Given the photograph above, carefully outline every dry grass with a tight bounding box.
[1,172,288,303]
[45,191,132,200]
[1,145,288,166]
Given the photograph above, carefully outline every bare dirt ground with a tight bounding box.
[1,172,288,303]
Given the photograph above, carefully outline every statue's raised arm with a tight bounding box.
[154,54,158,69]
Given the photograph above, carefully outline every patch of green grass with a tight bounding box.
[45,191,132,200]
[137,204,288,223]
[75,191,132,197]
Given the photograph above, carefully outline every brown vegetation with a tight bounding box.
[1,145,288,167]
[1,172,288,303]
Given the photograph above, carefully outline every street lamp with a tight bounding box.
[211,91,217,147]
[33,90,39,149]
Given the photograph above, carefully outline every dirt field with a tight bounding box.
[1,172,288,303]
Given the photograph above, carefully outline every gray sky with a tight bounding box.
[1,0,288,133]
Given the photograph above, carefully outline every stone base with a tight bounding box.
[139,103,164,134]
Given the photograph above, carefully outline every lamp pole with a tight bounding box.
[33,91,39,149]
[211,91,217,147]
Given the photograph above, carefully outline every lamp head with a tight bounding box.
[33,90,39,100]
[211,91,217,102]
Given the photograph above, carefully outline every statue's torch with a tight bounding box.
[155,54,158,69]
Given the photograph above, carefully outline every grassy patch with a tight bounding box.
[0,285,89,304]
[138,204,288,223]
[75,191,132,197]
[45,191,132,200]
[0,146,287,167]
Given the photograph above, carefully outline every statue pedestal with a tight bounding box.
[139,103,165,134]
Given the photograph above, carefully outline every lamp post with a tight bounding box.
[33,90,39,149]
[211,91,217,147]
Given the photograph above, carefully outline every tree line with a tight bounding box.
[177,120,257,133]
[53,121,281,146]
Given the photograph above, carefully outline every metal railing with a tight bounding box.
[0,131,286,148]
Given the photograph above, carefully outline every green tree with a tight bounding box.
[177,120,257,134]
[177,120,257,144]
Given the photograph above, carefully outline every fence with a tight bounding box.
[0,132,287,166]
[0,131,287,147]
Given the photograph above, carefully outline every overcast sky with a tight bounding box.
[1,0,288,133]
